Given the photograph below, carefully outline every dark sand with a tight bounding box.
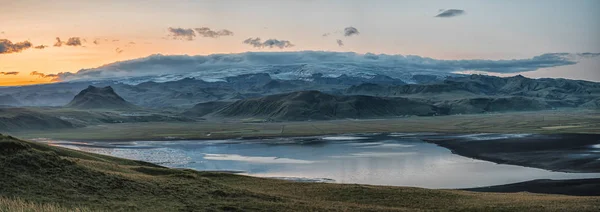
[427,134,600,173]
[465,178,600,196]
[427,134,600,196]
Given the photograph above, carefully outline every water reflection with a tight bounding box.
[46,133,600,189]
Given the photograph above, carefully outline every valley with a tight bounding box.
[1,56,599,212]
[1,73,599,212]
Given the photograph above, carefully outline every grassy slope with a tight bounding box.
[0,107,192,132]
[1,134,599,211]
[0,197,92,212]
[13,109,600,141]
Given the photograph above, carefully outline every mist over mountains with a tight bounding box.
[49,51,597,83]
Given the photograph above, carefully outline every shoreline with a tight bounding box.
[464,178,600,196]
[8,109,600,142]
[427,133,600,173]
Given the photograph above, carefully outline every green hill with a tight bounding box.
[0,108,75,131]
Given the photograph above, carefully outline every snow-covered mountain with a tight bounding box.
[55,51,589,84]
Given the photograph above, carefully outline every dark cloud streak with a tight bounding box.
[30,71,60,81]
[243,38,294,49]
[0,72,19,75]
[435,9,465,18]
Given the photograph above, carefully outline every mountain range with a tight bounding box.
[0,71,598,123]
[194,90,444,121]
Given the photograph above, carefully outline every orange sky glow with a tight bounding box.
[1,0,599,86]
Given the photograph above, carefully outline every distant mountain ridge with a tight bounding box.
[188,90,445,121]
[347,75,600,108]
[66,86,137,109]
[186,90,567,121]
[435,97,552,114]
[1,73,598,111]
[0,94,21,107]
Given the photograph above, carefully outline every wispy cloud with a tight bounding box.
[34,45,48,49]
[435,9,465,18]
[168,27,196,41]
[336,39,344,47]
[53,37,63,47]
[30,71,60,81]
[344,27,359,37]
[322,33,331,37]
[0,39,32,54]
[115,48,124,54]
[0,72,19,75]
[65,37,82,46]
[54,37,83,47]
[195,27,234,38]
[243,38,294,49]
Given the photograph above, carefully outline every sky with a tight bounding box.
[0,0,599,86]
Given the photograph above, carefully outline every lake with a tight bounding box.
[43,133,600,189]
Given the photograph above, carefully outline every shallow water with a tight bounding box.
[44,133,600,189]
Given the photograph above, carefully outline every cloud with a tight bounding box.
[322,33,330,37]
[0,72,19,75]
[30,71,60,81]
[115,48,124,54]
[53,37,62,47]
[578,52,600,58]
[52,51,600,82]
[194,27,234,38]
[336,39,344,47]
[93,39,99,45]
[243,38,294,49]
[65,37,82,46]
[344,27,359,37]
[168,27,196,41]
[435,9,465,18]
[54,37,82,47]
[0,39,33,54]
[34,45,48,49]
